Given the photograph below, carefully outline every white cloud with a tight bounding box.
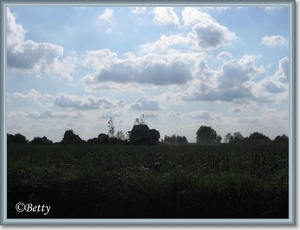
[152,7,180,26]
[82,50,193,90]
[7,111,27,118]
[142,111,161,118]
[167,110,222,121]
[98,8,113,21]
[182,7,213,27]
[217,51,233,61]
[274,57,289,82]
[251,78,288,104]
[7,123,24,131]
[229,106,242,113]
[236,110,288,131]
[188,22,236,50]
[10,89,54,101]
[11,89,41,101]
[156,91,185,105]
[185,110,222,120]
[182,54,266,103]
[73,7,86,10]
[99,109,127,119]
[140,34,188,52]
[131,7,146,14]
[264,7,283,11]
[237,116,264,123]
[82,80,143,93]
[194,58,215,80]
[237,54,265,78]
[106,29,112,34]
[45,53,77,81]
[7,39,64,71]
[5,7,290,144]
[53,94,124,110]
[249,57,289,104]
[27,109,83,119]
[6,8,77,80]
[6,7,25,53]
[81,49,117,71]
[167,111,182,117]
[130,96,162,111]
[262,78,287,94]
[261,35,287,46]
[228,102,257,114]
[262,105,277,114]
[202,7,231,11]
[183,8,236,50]
[96,9,115,32]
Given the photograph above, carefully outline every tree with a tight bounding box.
[248,132,270,141]
[232,132,244,144]
[7,134,14,144]
[224,133,233,144]
[98,133,109,144]
[244,131,271,146]
[108,117,115,137]
[62,129,83,144]
[116,130,126,141]
[274,134,288,145]
[164,134,188,145]
[196,126,222,145]
[87,137,100,144]
[30,136,53,145]
[63,129,75,141]
[7,133,28,144]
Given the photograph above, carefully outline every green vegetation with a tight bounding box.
[7,143,288,218]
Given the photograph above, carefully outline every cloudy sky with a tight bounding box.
[6,5,291,143]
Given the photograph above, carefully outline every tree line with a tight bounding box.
[7,124,288,146]
[196,125,288,146]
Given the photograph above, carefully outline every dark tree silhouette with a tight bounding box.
[196,126,222,145]
[224,133,233,144]
[248,132,270,140]
[87,137,99,144]
[274,134,288,145]
[63,129,75,140]
[224,132,244,144]
[244,132,271,146]
[108,117,115,138]
[7,134,14,144]
[98,133,109,144]
[7,133,28,144]
[30,136,53,145]
[61,129,83,144]
[232,132,244,144]
[164,134,188,145]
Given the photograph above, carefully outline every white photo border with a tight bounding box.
[0,0,297,226]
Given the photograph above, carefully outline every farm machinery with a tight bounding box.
[128,124,160,144]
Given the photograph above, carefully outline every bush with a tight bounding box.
[29,136,53,145]
[7,133,28,144]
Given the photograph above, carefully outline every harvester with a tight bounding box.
[128,124,160,144]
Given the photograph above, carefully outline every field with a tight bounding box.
[7,143,288,218]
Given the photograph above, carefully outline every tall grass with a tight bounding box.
[7,143,288,218]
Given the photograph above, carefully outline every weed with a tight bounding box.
[7,144,288,218]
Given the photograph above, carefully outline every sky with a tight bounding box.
[5,5,291,143]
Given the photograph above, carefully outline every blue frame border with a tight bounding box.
[0,0,297,226]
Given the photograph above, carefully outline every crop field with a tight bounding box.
[7,143,288,218]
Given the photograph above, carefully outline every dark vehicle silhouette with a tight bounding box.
[128,124,160,144]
